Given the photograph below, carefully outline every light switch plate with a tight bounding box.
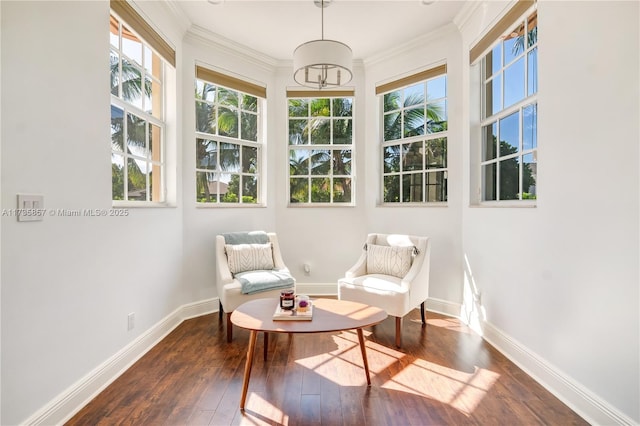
[17,194,44,222]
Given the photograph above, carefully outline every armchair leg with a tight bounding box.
[395,316,402,348]
[226,312,233,343]
[420,301,426,324]
[219,300,223,322]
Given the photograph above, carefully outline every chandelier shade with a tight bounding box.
[293,39,353,89]
[292,0,353,90]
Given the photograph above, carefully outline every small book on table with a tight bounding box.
[273,303,313,321]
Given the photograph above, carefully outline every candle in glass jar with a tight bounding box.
[280,290,295,310]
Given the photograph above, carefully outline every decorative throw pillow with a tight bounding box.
[366,244,414,278]
[225,243,274,274]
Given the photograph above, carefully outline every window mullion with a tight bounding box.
[123,107,129,201]
[480,96,533,128]
[519,108,524,200]
[145,122,150,201]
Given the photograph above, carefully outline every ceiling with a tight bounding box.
[170,0,468,62]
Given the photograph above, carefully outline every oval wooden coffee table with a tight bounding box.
[231,298,387,410]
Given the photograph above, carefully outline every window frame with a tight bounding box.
[377,66,449,205]
[473,3,538,206]
[194,68,266,207]
[287,91,355,206]
[110,8,171,206]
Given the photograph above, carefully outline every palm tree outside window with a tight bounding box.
[195,75,262,205]
[110,13,166,202]
[379,68,448,204]
[288,94,354,204]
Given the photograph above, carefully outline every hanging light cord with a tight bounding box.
[321,0,325,40]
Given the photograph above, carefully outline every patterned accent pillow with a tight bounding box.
[225,243,274,274]
[366,244,414,278]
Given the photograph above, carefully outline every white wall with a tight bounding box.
[272,62,372,286]
[0,1,3,422]
[0,2,186,424]
[363,24,465,305]
[1,0,638,424]
[180,27,465,298]
[180,34,280,303]
[460,1,639,423]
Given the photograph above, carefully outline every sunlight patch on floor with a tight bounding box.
[291,328,499,417]
[295,346,369,386]
[382,359,500,415]
[294,332,406,387]
[243,393,289,425]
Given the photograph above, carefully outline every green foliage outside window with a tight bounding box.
[288,97,354,204]
[381,74,448,203]
[110,13,164,202]
[195,80,260,204]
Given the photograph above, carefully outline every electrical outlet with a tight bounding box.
[127,312,135,331]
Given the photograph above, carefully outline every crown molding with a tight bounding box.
[185,24,278,72]
[453,0,483,34]
[161,0,192,33]
[363,23,458,68]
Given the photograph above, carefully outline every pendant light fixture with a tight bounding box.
[293,0,353,90]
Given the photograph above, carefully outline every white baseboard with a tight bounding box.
[431,298,636,425]
[481,321,636,426]
[24,295,635,426]
[425,296,462,318]
[24,299,218,426]
[179,298,217,320]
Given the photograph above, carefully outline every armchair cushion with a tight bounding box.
[235,269,295,295]
[366,244,414,278]
[225,243,274,274]
[339,274,409,317]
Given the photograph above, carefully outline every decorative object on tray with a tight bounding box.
[279,289,295,310]
[297,295,310,312]
[273,299,313,321]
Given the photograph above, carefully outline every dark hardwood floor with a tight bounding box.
[67,306,588,425]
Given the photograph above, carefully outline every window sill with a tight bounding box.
[196,203,267,208]
[469,201,537,208]
[287,203,356,208]
[377,202,448,208]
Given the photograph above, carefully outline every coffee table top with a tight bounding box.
[231,298,387,334]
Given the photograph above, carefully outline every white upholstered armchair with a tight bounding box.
[216,231,295,342]
[338,233,431,348]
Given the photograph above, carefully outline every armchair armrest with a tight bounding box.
[269,233,289,272]
[345,251,368,278]
[215,235,233,284]
[403,237,430,302]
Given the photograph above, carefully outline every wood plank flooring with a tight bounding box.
[66,307,588,425]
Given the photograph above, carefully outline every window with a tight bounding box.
[476,4,538,202]
[378,66,448,204]
[195,67,265,204]
[110,1,174,203]
[287,91,354,204]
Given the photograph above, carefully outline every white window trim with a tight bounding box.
[194,78,266,207]
[471,5,538,207]
[110,10,173,207]
[286,96,356,207]
[377,71,449,206]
